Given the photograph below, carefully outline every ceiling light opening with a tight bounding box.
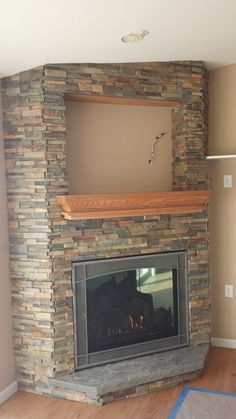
[121,30,149,43]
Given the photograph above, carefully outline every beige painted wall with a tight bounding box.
[0,84,16,391]
[209,65,236,340]
[66,102,172,194]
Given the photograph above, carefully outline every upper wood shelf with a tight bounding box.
[57,190,213,221]
[65,94,180,108]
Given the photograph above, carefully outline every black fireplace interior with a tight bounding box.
[87,268,178,353]
[73,251,188,369]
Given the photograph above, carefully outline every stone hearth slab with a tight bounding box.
[48,344,209,404]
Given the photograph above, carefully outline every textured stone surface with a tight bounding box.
[49,344,209,404]
[58,212,210,348]
[1,61,210,398]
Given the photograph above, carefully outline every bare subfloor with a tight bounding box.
[0,347,236,419]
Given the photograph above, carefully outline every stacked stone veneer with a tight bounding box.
[1,62,210,396]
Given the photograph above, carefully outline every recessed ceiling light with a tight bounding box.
[121,30,149,43]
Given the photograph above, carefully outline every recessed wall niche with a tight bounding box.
[65,101,172,194]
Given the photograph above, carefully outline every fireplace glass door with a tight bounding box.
[73,251,188,369]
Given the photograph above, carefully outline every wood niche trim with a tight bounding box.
[65,94,180,108]
[57,190,213,221]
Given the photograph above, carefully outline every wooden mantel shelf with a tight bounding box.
[56,190,213,221]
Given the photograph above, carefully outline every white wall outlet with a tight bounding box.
[225,284,234,298]
[224,175,232,188]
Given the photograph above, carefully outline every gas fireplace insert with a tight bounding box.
[73,251,189,369]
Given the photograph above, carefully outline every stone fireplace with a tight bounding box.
[1,61,210,402]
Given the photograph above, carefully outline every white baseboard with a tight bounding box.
[0,381,18,405]
[211,337,236,349]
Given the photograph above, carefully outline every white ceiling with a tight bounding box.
[1,0,236,78]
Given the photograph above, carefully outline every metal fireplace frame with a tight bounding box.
[72,251,189,370]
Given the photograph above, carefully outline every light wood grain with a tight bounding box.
[65,93,180,108]
[57,190,213,220]
[0,347,235,419]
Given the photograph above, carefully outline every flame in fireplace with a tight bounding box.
[128,314,134,329]
[105,314,144,338]
[129,314,144,329]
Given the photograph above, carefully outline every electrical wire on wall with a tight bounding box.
[148,131,166,164]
